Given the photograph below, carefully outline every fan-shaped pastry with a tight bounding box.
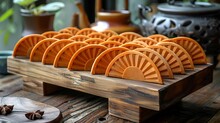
[100,29,118,37]
[63,27,79,35]
[13,34,46,58]
[58,29,72,34]
[54,42,88,67]
[30,38,58,62]
[135,48,173,78]
[69,35,89,42]
[148,34,168,42]
[42,39,73,65]
[91,47,129,74]
[105,50,163,84]
[157,42,194,70]
[120,42,144,50]
[53,33,73,39]
[100,41,122,48]
[84,38,104,44]
[147,45,185,74]
[106,35,129,44]
[132,40,149,47]
[87,32,109,40]
[119,32,142,41]
[133,37,157,45]
[162,37,207,64]
[75,28,97,36]
[41,31,59,38]
[68,44,107,71]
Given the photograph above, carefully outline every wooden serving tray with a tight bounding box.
[7,57,213,122]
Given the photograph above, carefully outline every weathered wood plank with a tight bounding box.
[209,111,220,123]
[9,90,53,102]
[2,73,219,123]
[0,75,23,97]
[143,70,219,123]
[109,98,140,122]
[7,88,219,123]
[159,65,214,109]
[64,98,107,123]
[7,57,160,110]
[23,77,61,96]
[75,104,108,123]
[7,57,213,112]
[102,115,133,123]
[109,98,157,123]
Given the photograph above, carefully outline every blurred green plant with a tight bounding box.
[0,0,64,45]
[0,0,15,45]
[14,0,65,15]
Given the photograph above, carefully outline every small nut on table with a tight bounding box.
[0,105,14,115]
[25,110,44,120]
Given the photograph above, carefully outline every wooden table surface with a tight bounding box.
[0,71,219,123]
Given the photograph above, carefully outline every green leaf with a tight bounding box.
[41,2,65,12]
[8,23,16,33]
[3,31,10,45]
[31,5,44,15]
[29,3,36,10]
[13,0,36,7]
[0,8,14,22]
[0,30,3,35]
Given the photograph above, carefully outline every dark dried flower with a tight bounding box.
[25,110,44,120]
[0,105,14,115]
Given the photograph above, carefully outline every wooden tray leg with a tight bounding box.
[23,77,60,96]
[109,98,158,123]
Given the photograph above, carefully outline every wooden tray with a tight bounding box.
[7,57,213,122]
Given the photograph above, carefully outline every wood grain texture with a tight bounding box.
[1,67,219,123]
[209,111,220,123]
[159,65,214,109]
[0,97,62,123]
[23,77,61,96]
[23,77,44,95]
[7,57,213,111]
[0,75,23,97]
[109,98,157,123]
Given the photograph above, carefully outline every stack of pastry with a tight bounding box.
[13,27,207,84]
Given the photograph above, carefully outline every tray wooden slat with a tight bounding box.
[7,57,213,111]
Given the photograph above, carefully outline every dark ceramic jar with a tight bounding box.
[138,0,220,67]
[21,13,54,36]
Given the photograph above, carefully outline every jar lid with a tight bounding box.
[157,2,220,15]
